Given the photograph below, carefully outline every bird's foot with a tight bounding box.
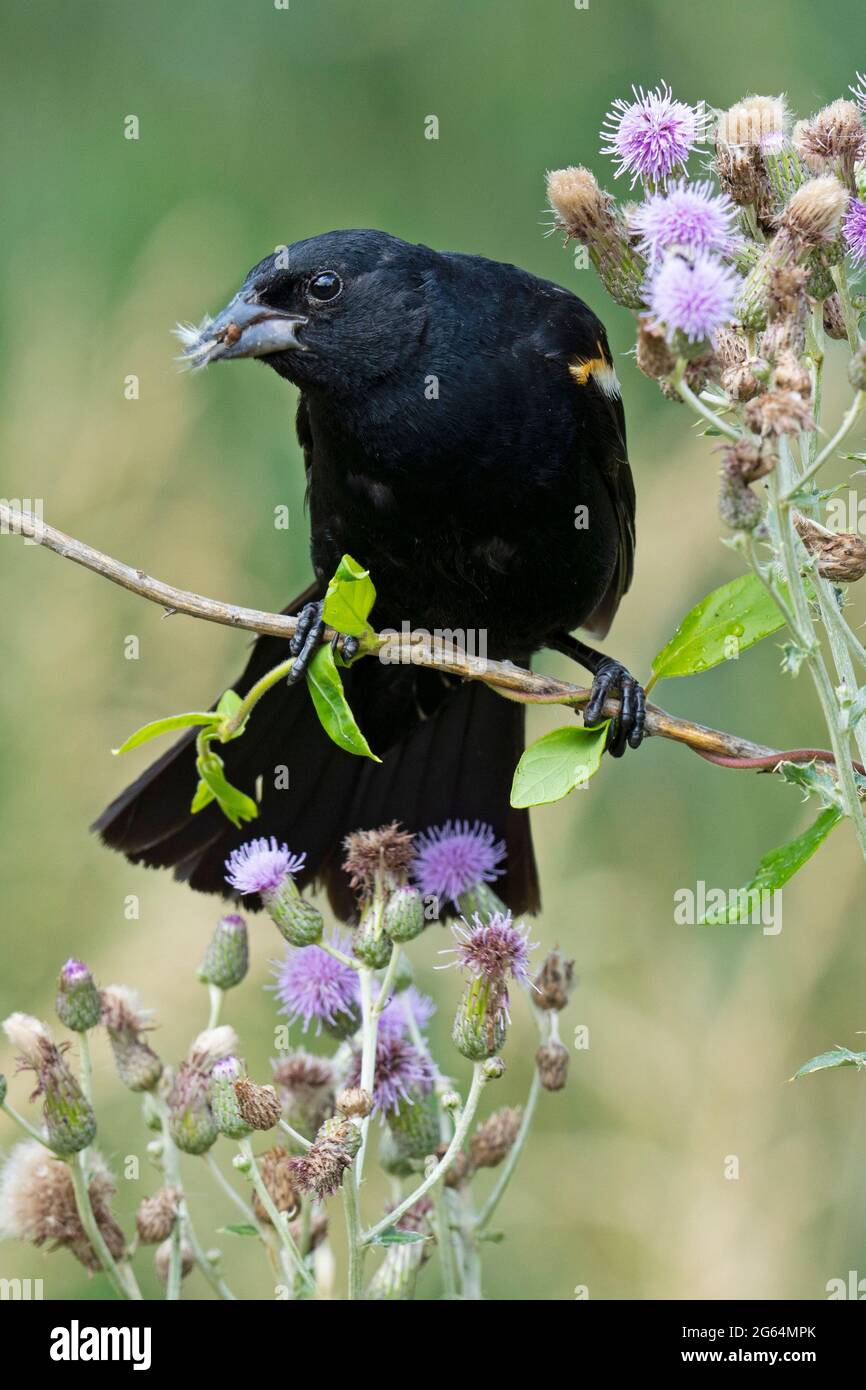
[287,600,359,683]
[583,659,646,758]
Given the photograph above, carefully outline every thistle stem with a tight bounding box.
[1,1100,51,1146]
[278,1117,313,1151]
[783,390,865,497]
[670,359,741,441]
[362,1063,487,1245]
[238,1138,314,1296]
[476,1070,542,1232]
[69,1152,137,1301]
[206,985,223,1030]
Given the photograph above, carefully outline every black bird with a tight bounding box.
[95,229,644,916]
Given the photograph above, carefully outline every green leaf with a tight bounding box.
[190,779,216,814]
[510,723,609,808]
[113,711,218,755]
[215,687,249,741]
[700,808,842,924]
[791,1046,866,1081]
[650,573,786,683]
[778,760,846,813]
[322,554,376,639]
[195,750,259,827]
[372,1227,429,1246]
[305,645,380,761]
[219,1224,260,1238]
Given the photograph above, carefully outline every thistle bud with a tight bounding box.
[386,1090,440,1163]
[55,960,101,1033]
[155,1237,194,1285]
[536,1040,570,1092]
[456,879,509,921]
[384,885,425,943]
[209,1056,251,1139]
[718,474,763,532]
[482,1056,506,1081]
[546,166,646,309]
[251,1145,300,1224]
[168,1064,219,1156]
[378,1127,416,1177]
[197,914,249,990]
[336,1086,373,1119]
[452,978,506,1061]
[2,1013,96,1155]
[100,986,163,1093]
[353,913,393,969]
[266,882,324,949]
[793,512,866,582]
[848,345,866,391]
[469,1107,522,1168]
[533,950,576,1012]
[136,1187,179,1244]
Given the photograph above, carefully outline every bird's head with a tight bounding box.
[176,229,429,395]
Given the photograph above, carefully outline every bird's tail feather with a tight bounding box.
[93,589,539,918]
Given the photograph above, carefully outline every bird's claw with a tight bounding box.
[583,659,646,758]
[288,600,359,683]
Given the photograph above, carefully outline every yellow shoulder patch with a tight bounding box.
[568,342,621,400]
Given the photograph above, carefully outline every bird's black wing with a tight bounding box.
[530,295,635,639]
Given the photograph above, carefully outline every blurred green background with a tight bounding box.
[2,0,866,1302]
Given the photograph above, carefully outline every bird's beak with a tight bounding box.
[175,290,308,370]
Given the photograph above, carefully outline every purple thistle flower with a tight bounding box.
[601,82,700,187]
[378,986,436,1037]
[270,933,359,1034]
[413,819,505,907]
[347,1032,436,1117]
[224,838,306,896]
[442,911,536,993]
[844,198,866,267]
[648,251,741,343]
[630,180,736,263]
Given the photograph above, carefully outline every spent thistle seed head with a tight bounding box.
[0,1140,124,1270]
[3,1013,96,1155]
[100,985,163,1093]
[342,822,416,898]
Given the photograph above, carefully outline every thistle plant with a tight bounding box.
[0,826,573,1300]
[543,77,866,894]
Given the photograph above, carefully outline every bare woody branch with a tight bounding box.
[0,502,856,776]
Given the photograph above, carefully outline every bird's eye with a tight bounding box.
[308,271,343,303]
